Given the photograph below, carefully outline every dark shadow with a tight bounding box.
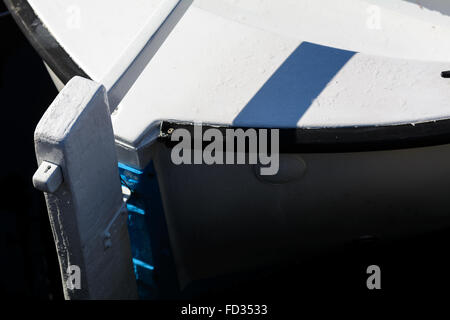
[232,42,355,128]
[403,0,450,16]
[0,11,62,299]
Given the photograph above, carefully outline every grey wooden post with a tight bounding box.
[32,76,137,299]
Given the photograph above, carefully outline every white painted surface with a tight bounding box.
[28,0,450,159]
[28,0,165,81]
[34,77,137,299]
[29,0,450,76]
[194,0,450,62]
[32,161,63,193]
[110,2,450,153]
[101,0,191,111]
[153,140,450,287]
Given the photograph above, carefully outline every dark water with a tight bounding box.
[0,3,62,300]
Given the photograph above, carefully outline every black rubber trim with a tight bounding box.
[160,120,450,152]
[4,0,90,84]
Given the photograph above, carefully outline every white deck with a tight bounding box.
[29,0,450,155]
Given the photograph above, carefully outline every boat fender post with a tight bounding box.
[33,76,138,299]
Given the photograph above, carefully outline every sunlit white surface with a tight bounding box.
[28,0,450,155]
[29,0,165,81]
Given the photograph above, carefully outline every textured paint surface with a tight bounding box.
[29,0,450,163]
[110,2,450,151]
[28,0,165,81]
[34,77,137,299]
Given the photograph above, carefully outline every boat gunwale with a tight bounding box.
[10,0,450,151]
[4,0,89,84]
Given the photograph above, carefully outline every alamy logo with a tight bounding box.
[66,265,81,290]
[366,5,382,30]
[366,265,381,290]
[170,126,280,175]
